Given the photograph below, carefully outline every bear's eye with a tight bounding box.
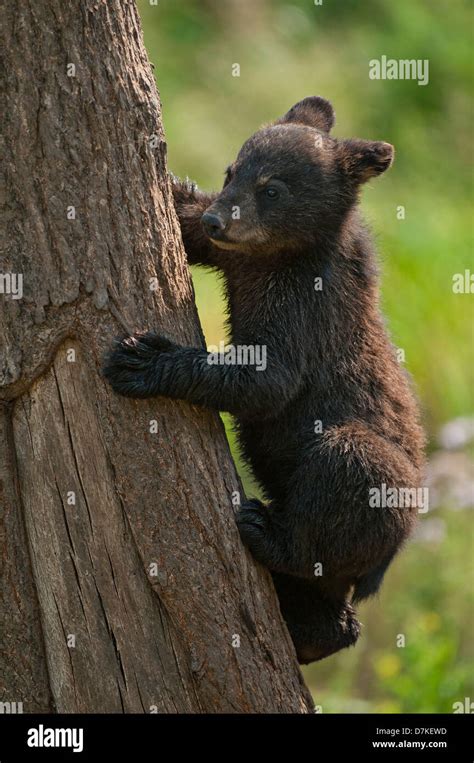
[265,186,280,199]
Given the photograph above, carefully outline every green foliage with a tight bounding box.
[137,0,473,713]
[139,0,472,434]
[306,508,473,713]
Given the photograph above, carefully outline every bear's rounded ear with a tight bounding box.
[338,139,394,183]
[276,96,335,133]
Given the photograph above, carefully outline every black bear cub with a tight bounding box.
[104,97,425,664]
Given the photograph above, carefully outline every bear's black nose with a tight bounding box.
[201,212,226,238]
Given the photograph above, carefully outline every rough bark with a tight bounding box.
[0,0,313,713]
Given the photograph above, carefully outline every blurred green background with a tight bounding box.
[138,0,473,712]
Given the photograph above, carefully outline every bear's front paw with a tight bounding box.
[102,331,178,399]
[170,174,198,207]
[236,499,271,565]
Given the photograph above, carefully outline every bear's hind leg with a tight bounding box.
[288,606,361,664]
[236,498,306,575]
[272,573,361,664]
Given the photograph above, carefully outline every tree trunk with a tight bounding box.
[0,0,313,713]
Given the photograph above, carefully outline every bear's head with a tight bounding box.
[201,96,393,255]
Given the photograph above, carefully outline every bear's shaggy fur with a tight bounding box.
[103,97,425,663]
